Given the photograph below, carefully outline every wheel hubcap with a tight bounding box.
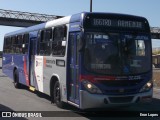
[55,85,60,103]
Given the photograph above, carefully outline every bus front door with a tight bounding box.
[29,38,36,87]
[68,32,80,105]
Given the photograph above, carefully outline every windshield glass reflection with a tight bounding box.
[84,32,151,75]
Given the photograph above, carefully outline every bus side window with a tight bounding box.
[52,25,67,56]
[45,29,52,41]
[39,30,45,55]
[6,37,11,53]
[11,36,17,54]
[41,30,44,42]
[3,38,6,53]
[22,34,29,54]
[39,29,52,56]
[9,37,12,53]
[17,35,23,54]
[3,38,7,53]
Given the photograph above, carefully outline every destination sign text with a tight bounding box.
[93,19,143,29]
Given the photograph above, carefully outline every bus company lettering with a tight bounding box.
[46,60,55,64]
[45,60,55,68]
[36,61,43,67]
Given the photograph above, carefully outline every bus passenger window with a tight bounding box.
[6,37,11,53]
[3,38,7,53]
[39,42,51,56]
[23,34,29,44]
[45,29,52,41]
[23,34,29,54]
[52,26,67,56]
[135,40,145,56]
[41,31,44,42]
[3,38,6,53]
[16,35,23,54]
[11,36,17,54]
[39,29,52,56]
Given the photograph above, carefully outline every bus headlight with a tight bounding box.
[82,80,102,94]
[139,80,153,92]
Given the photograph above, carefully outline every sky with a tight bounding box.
[0,0,160,50]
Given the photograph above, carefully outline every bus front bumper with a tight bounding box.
[79,89,153,109]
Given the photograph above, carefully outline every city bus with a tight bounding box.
[2,12,153,109]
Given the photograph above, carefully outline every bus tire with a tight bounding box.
[53,81,65,108]
[14,70,21,88]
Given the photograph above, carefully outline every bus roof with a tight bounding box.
[5,12,148,37]
[5,15,71,37]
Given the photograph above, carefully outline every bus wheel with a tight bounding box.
[53,81,65,108]
[14,70,20,88]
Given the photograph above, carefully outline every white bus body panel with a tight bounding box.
[34,56,44,92]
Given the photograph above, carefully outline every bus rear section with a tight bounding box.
[2,34,30,88]
[67,12,153,109]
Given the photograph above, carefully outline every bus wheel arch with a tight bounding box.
[50,76,65,108]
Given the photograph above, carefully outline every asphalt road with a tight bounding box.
[0,59,160,120]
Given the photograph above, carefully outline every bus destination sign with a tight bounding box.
[92,18,144,29]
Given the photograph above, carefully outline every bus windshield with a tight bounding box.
[84,32,151,75]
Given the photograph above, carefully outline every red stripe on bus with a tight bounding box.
[80,75,116,83]
[24,57,29,86]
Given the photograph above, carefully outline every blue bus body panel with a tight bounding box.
[70,13,81,23]
[69,13,84,32]
[69,22,81,32]
[2,54,13,79]
[2,54,29,86]
[2,30,40,88]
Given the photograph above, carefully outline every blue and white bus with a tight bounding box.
[2,12,152,109]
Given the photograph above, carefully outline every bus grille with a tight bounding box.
[100,80,142,87]
[109,96,134,103]
[105,88,138,95]
[99,80,143,95]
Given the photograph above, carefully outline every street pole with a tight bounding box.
[90,0,92,12]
